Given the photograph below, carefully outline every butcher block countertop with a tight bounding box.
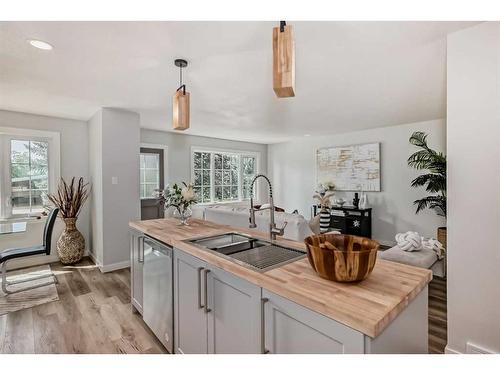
[129,218,432,338]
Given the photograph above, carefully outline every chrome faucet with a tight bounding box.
[249,174,287,241]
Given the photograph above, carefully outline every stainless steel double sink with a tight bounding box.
[186,232,306,272]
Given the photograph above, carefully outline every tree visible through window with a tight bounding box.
[192,150,257,203]
[10,140,49,215]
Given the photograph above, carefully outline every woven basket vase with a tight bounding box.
[57,217,85,265]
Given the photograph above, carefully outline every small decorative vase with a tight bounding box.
[359,192,368,209]
[319,208,331,233]
[57,217,85,265]
[174,206,192,226]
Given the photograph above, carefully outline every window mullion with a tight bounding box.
[210,152,215,204]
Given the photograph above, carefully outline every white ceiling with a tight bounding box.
[0,21,477,143]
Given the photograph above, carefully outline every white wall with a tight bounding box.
[268,119,446,245]
[88,108,140,271]
[0,110,90,268]
[446,22,500,354]
[140,129,268,203]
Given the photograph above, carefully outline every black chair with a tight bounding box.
[1,208,59,294]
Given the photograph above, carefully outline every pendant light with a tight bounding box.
[173,58,190,130]
[272,21,295,98]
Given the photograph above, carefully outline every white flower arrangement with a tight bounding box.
[313,180,336,210]
[156,182,198,211]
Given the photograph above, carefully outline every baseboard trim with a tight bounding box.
[445,345,462,354]
[100,260,131,273]
[6,249,91,271]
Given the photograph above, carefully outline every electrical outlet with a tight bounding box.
[111,176,118,185]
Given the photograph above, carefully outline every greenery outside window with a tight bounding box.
[192,148,259,204]
[0,128,60,219]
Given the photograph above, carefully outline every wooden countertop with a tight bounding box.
[129,218,432,338]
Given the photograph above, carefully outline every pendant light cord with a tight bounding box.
[177,65,186,95]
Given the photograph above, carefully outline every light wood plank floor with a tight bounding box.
[0,257,448,354]
[428,277,447,354]
[0,258,166,354]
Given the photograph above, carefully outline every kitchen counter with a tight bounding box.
[129,218,432,338]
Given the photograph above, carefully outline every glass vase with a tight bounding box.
[174,206,192,226]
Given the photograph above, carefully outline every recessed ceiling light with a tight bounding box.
[304,134,311,137]
[28,39,53,50]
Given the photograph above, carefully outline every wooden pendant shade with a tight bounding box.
[173,89,190,131]
[272,24,295,98]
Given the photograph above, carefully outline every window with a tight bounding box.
[0,127,60,219]
[192,149,258,204]
[140,152,160,199]
[10,140,49,215]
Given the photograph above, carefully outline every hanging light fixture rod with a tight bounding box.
[174,59,188,95]
[280,21,286,32]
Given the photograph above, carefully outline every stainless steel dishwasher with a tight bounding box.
[143,236,173,352]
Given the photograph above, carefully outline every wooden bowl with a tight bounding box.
[304,233,379,282]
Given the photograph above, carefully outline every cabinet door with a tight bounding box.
[173,249,208,354]
[130,232,143,313]
[207,267,262,354]
[263,289,365,354]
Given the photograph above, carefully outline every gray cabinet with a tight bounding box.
[207,266,262,354]
[262,289,365,354]
[130,231,144,314]
[173,248,262,354]
[173,249,208,354]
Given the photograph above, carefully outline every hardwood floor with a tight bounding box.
[0,258,166,354]
[428,277,447,354]
[0,257,448,354]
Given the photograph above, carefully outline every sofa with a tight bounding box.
[191,204,314,242]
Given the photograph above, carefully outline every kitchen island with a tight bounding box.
[129,218,432,354]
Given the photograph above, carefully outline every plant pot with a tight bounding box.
[437,227,447,249]
[57,217,85,265]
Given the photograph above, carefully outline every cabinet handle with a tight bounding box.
[197,267,205,309]
[261,297,269,354]
[203,269,211,313]
[138,237,144,263]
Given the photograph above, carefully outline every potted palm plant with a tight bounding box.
[47,177,90,264]
[407,131,447,247]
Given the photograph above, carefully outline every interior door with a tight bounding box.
[140,147,164,219]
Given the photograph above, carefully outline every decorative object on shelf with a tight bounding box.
[173,58,190,130]
[352,192,360,208]
[407,131,447,250]
[272,21,295,98]
[313,181,336,233]
[334,198,346,207]
[304,233,379,282]
[358,191,368,209]
[317,142,380,192]
[47,177,89,264]
[156,182,197,225]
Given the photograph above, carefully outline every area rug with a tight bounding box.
[0,265,59,315]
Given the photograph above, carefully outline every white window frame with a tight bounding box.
[139,143,169,200]
[190,146,260,205]
[0,127,60,220]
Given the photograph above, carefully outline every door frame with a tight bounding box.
[140,143,168,219]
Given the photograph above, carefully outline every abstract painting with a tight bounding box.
[316,143,381,191]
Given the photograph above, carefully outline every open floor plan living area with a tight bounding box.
[1,5,499,367]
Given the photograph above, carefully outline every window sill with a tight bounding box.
[0,216,47,224]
